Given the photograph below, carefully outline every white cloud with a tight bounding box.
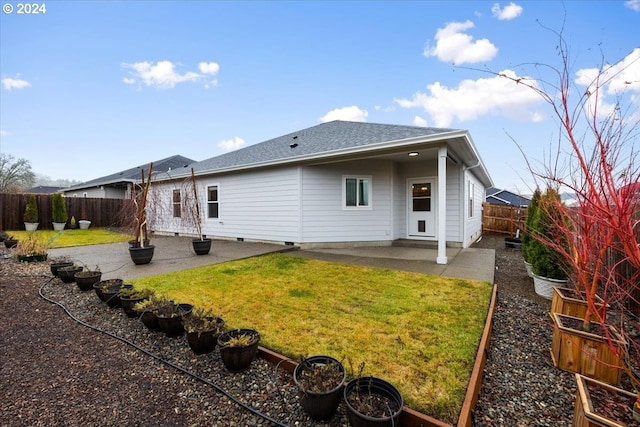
[491,2,523,20]
[319,105,368,122]
[575,48,640,120]
[625,0,640,11]
[424,20,498,65]
[198,62,220,75]
[394,69,543,127]
[121,60,219,89]
[413,116,428,127]
[218,136,245,152]
[2,76,31,91]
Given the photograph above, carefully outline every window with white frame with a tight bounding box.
[343,176,371,209]
[468,180,474,218]
[172,189,181,218]
[207,185,219,219]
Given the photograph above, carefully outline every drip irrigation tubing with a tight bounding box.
[38,277,289,427]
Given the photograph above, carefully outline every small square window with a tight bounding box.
[343,176,371,209]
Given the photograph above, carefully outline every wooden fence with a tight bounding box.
[1,193,129,231]
[482,202,528,236]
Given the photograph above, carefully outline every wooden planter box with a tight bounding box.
[574,374,638,426]
[551,313,625,385]
[550,287,608,320]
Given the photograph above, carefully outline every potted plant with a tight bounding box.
[58,264,83,283]
[14,233,49,262]
[128,162,155,265]
[155,299,193,337]
[293,355,346,421]
[68,216,77,229]
[528,188,569,299]
[183,307,225,355]
[51,193,68,231]
[343,363,403,427]
[23,194,39,231]
[134,294,165,332]
[78,219,91,229]
[217,328,260,372]
[3,234,18,249]
[119,286,153,318]
[182,168,212,255]
[74,265,102,291]
[92,278,124,305]
[49,257,74,277]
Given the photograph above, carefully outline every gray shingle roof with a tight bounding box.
[189,120,458,175]
[65,155,196,191]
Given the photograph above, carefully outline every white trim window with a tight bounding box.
[343,176,372,209]
[172,189,181,218]
[207,185,219,219]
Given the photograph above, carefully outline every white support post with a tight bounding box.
[437,144,448,265]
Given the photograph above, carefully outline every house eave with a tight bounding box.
[154,129,494,184]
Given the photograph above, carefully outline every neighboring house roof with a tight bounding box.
[26,186,63,194]
[485,187,531,206]
[64,155,196,192]
[163,120,492,187]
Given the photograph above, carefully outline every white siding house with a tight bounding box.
[151,121,493,264]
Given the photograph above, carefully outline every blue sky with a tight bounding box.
[1,1,638,193]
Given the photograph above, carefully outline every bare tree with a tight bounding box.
[0,153,35,193]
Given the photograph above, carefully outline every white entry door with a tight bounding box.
[408,178,436,238]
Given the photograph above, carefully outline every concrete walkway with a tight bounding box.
[48,236,495,283]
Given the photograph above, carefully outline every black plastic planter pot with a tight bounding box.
[129,245,155,265]
[344,377,403,427]
[50,261,74,277]
[74,271,102,291]
[192,238,212,255]
[187,329,220,355]
[217,329,260,373]
[141,310,160,332]
[294,355,346,421]
[120,296,147,318]
[4,239,18,249]
[58,266,83,283]
[93,279,124,302]
[504,237,523,249]
[157,303,193,337]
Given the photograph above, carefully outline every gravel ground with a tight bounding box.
[1,234,582,426]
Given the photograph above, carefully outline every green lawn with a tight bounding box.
[130,253,492,422]
[9,229,132,248]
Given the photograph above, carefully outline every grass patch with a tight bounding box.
[9,229,132,248]
[130,253,492,422]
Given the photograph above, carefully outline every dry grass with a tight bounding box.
[130,253,492,421]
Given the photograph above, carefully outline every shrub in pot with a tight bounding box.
[93,279,124,304]
[294,355,346,421]
[155,298,193,337]
[51,193,68,231]
[58,265,83,283]
[217,329,260,372]
[529,188,569,299]
[183,307,225,355]
[74,266,102,291]
[119,287,153,318]
[50,259,74,277]
[23,194,39,231]
[344,375,403,427]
